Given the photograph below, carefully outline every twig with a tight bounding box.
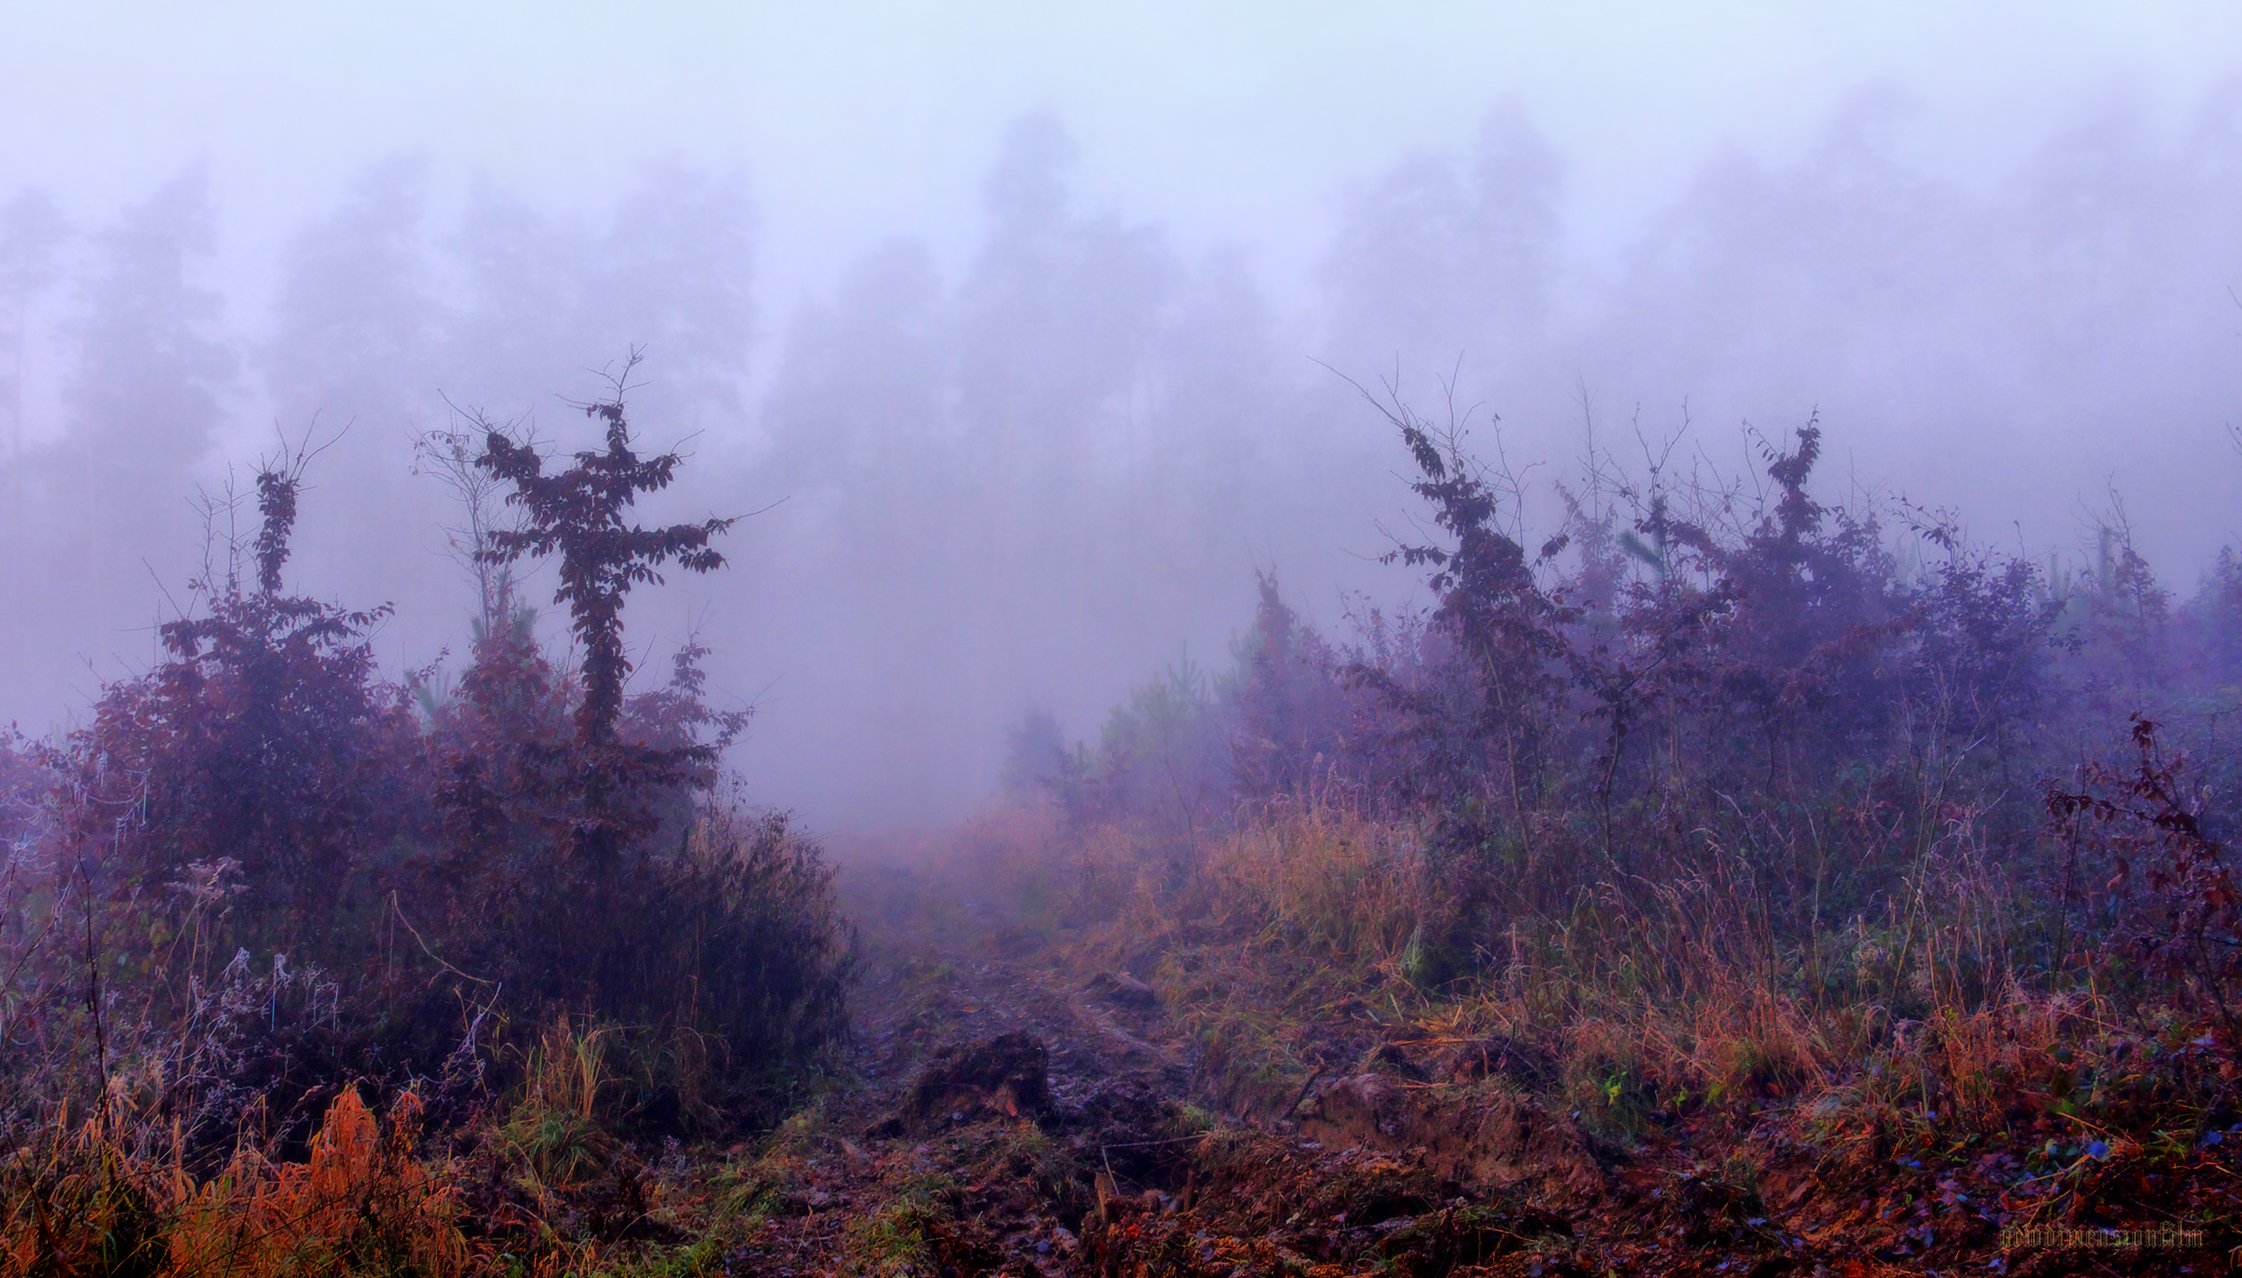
[390,893,494,986]
[1280,1065,1326,1120]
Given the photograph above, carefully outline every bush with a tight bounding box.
[1,356,851,1187]
[52,452,427,966]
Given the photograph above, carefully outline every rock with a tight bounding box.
[1300,1073,1411,1141]
[1086,969,1161,1009]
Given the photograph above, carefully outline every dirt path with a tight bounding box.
[728,870,2074,1277]
[723,888,1222,1275]
[847,932,1184,1113]
[726,859,1646,1276]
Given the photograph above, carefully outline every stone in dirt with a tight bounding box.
[1084,969,1160,1009]
[878,1031,1053,1136]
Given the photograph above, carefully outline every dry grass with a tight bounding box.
[1,1086,478,1278]
[500,1017,627,1217]
[166,1088,475,1276]
[1202,804,1426,973]
[1002,791,2240,1200]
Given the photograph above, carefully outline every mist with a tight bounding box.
[5,3,2242,835]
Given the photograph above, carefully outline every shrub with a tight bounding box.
[2049,717,2242,1035]
[53,448,426,965]
[1229,572,1352,803]
[165,1088,475,1277]
[1355,388,1573,827]
[2,354,850,1179]
[469,353,738,872]
[428,367,849,1101]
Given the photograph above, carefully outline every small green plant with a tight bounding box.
[843,1173,957,1276]
[499,1018,625,1214]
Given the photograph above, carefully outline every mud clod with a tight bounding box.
[881,1031,1053,1136]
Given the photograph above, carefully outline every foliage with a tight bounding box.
[54,447,425,957]
[1228,572,1352,803]
[471,350,740,869]
[1002,391,2242,1266]
[0,1085,477,1278]
[1357,388,1573,823]
[2049,717,2242,1034]
[0,355,850,1272]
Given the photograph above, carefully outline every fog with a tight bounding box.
[4,3,2241,832]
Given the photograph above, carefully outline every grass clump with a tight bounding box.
[841,1173,958,1277]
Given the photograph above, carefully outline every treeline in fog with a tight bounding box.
[5,91,2242,829]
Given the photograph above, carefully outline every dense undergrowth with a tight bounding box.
[0,362,851,1275]
[950,392,2242,1264]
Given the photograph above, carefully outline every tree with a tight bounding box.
[0,189,67,681]
[0,188,66,532]
[1319,104,1562,371]
[60,167,237,656]
[262,158,445,626]
[471,352,738,867]
[264,157,438,421]
[957,111,1178,475]
[588,163,758,431]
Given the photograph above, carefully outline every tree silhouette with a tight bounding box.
[472,352,737,866]
[0,189,67,674]
[61,167,236,654]
[1319,103,1561,370]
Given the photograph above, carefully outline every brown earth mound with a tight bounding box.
[877,1030,1054,1136]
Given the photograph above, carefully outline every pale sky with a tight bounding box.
[8,2,2238,303]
